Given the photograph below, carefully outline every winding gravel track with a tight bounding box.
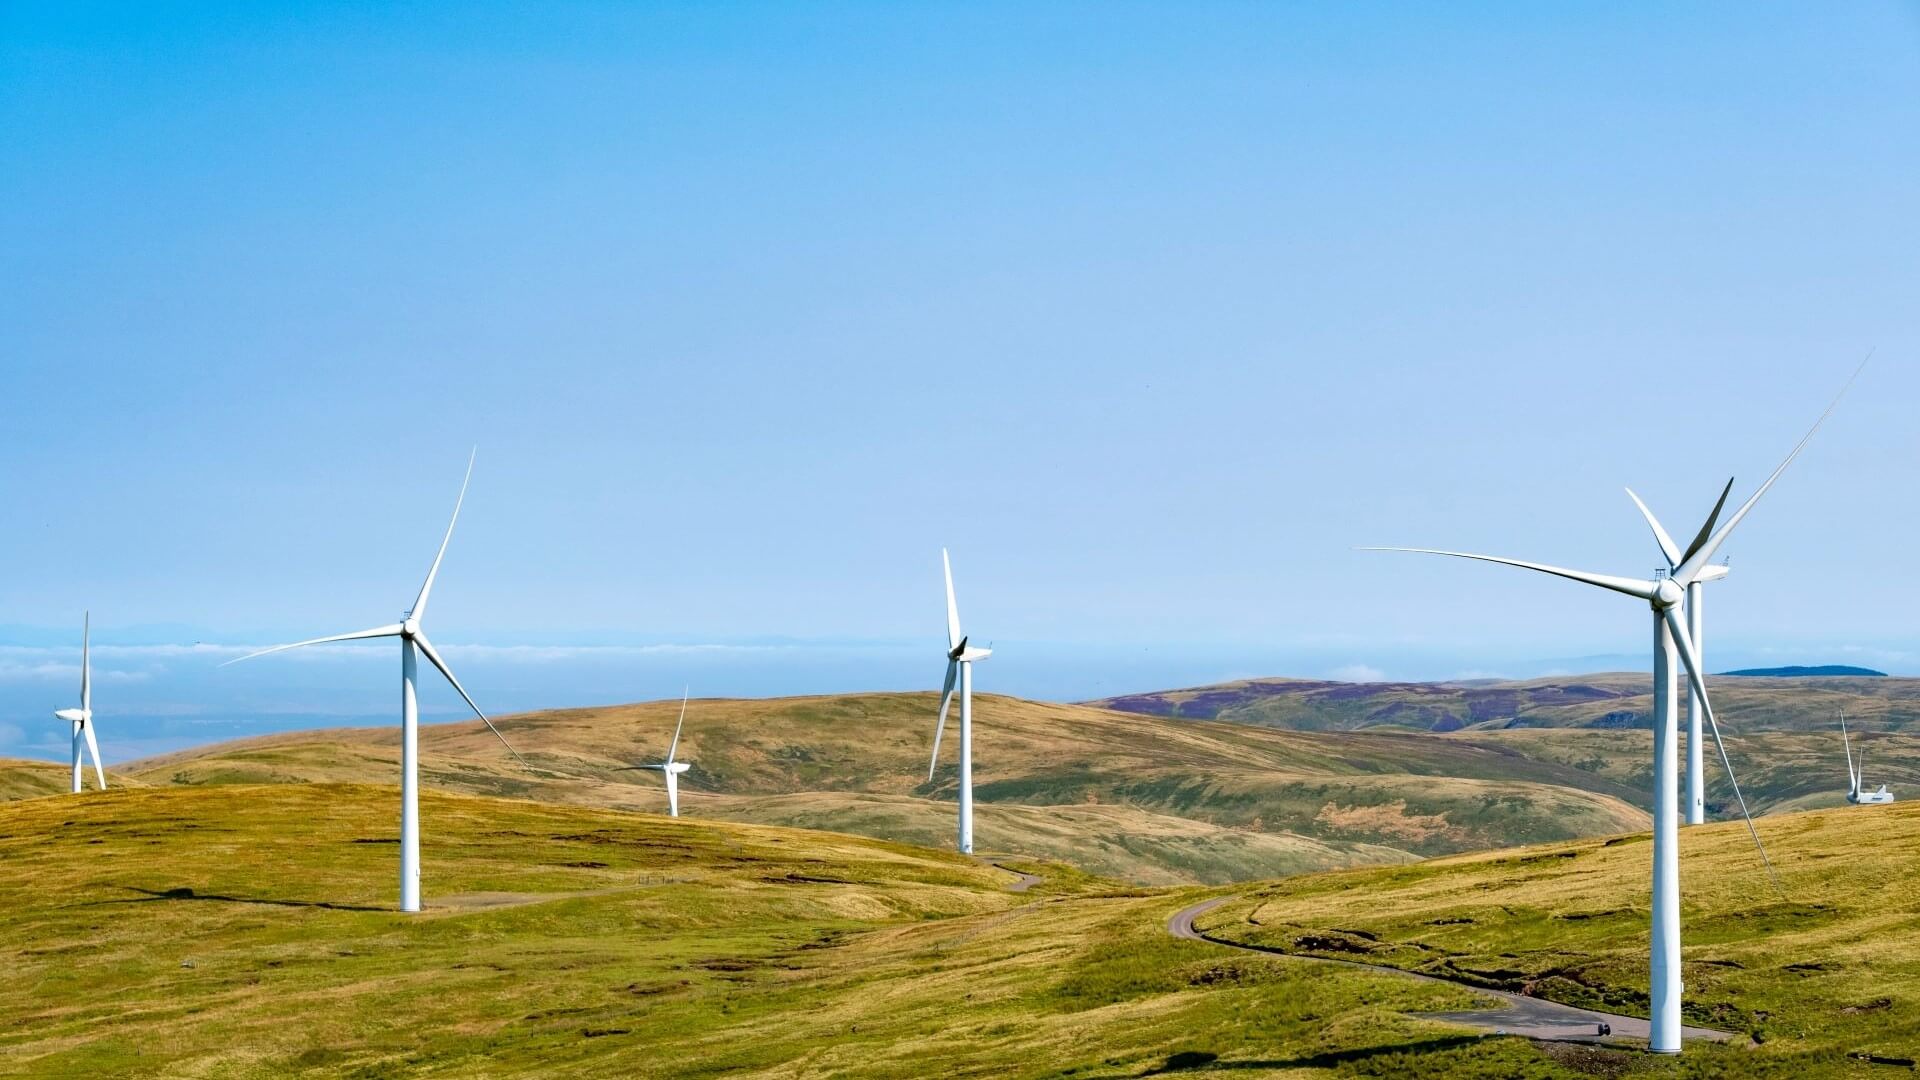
[976,857,1042,893]
[1168,896,1740,1047]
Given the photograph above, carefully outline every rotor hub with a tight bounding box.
[1653,578,1685,609]
[402,618,420,638]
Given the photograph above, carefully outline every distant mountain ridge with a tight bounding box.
[1720,664,1886,677]
[1090,672,1920,733]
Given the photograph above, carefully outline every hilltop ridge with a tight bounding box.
[95,691,1650,885]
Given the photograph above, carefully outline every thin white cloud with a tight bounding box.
[0,660,151,685]
[1327,663,1386,683]
[0,640,843,673]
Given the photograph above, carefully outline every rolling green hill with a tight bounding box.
[1195,800,1920,1066]
[0,782,1900,1075]
[1091,675,1920,823]
[1459,727,1920,816]
[1093,673,1920,733]
[109,693,1651,885]
[1723,665,1886,678]
[0,757,137,800]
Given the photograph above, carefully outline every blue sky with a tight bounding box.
[3,3,1918,760]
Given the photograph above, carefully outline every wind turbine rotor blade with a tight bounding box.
[1680,478,1736,566]
[82,721,105,790]
[929,660,957,781]
[411,448,476,622]
[81,611,91,713]
[942,548,961,652]
[668,688,688,763]
[411,633,529,768]
[220,624,405,666]
[1624,489,1682,568]
[1674,358,1867,585]
[1841,713,1857,789]
[1665,607,1785,896]
[1360,547,1658,601]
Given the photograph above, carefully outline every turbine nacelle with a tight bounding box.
[948,636,993,663]
[54,708,89,724]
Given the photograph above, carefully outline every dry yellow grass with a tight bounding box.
[1200,800,1920,1063]
[108,692,1651,884]
[0,782,1611,1078]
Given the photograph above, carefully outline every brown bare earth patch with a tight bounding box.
[1534,1040,1640,1078]
[1313,799,1455,843]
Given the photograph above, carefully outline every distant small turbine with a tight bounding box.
[225,451,525,913]
[1624,480,1734,826]
[1842,713,1894,805]
[928,549,991,855]
[52,612,105,793]
[626,689,693,817]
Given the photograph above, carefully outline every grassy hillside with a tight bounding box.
[0,784,1888,1076]
[1461,728,1920,816]
[1091,676,1920,825]
[114,693,1651,883]
[0,757,137,800]
[1196,801,1920,1066]
[0,783,1791,1078]
[702,790,1412,885]
[1094,673,1920,734]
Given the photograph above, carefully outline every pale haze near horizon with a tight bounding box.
[3,3,1917,761]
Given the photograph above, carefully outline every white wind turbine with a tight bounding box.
[225,451,525,913]
[626,689,693,817]
[52,612,106,793]
[1624,480,1734,826]
[928,549,991,855]
[1841,713,1894,805]
[1368,386,1852,1054]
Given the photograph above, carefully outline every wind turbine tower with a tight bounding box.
[226,451,526,913]
[628,689,693,816]
[1370,372,1855,1054]
[928,549,991,855]
[52,613,106,793]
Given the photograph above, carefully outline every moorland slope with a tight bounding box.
[1094,673,1920,733]
[1196,799,1920,1066]
[0,784,1898,1076]
[112,693,1651,884]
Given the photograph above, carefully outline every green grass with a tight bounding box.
[5,784,1909,1076]
[101,692,1652,885]
[1198,801,1920,1068]
[0,757,131,801]
[1092,672,1920,734]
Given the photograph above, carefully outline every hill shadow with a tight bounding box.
[99,885,387,913]
[1090,1035,1486,1076]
